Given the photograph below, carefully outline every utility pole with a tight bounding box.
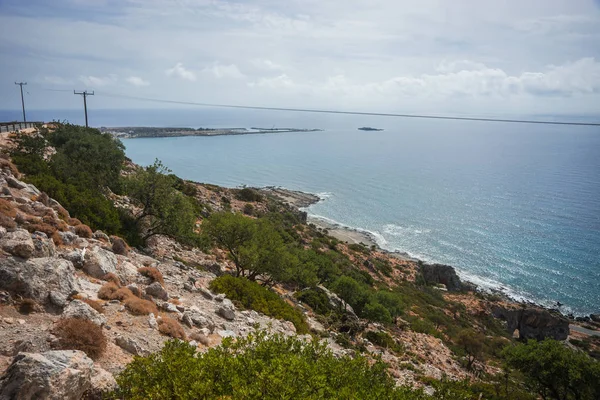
[15,82,27,123]
[74,90,94,127]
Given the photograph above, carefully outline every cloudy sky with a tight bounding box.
[1,0,599,117]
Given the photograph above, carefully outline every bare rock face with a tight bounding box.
[0,257,80,308]
[82,246,117,279]
[86,366,117,399]
[420,263,464,292]
[0,350,94,400]
[31,231,56,258]
[61,300,107,326]
[182,308,213,329]
[115,336,147,356]
[0,228,34,259]
[145,282,169,300]
[492,306,570,341]
[216,299,236,321]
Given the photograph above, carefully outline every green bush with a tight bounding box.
[296,288,333,315]
[502,339,600,400]
[209,275,309,334]
[365,330,404,354]
[113,332,427,399]
[235,187,263,202]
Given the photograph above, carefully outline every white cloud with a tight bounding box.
[41,76,74,85]
[251,59,284,71]
[165,63,197,81]
[126,76,150,86]
[78,74,117,87]
[248,58,600,101]
[202,62,245,79]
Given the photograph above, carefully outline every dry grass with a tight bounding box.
[56,205,70,219]
[0,198,17,218]
[102,272,121,286]
[0,158,19,176]
[51,231,64,246]
[111,236,128,255]
[24,222,57,236]
[82,298,105,314]
[19,298,37,314]
[138,267,165,286]
[52,318,107,360]
[97,282,120,300]
[68,217,82,226]
[74,224,93,238]
[158,317,187,340]
[125,297,158,315]
[189,331,210,346]
[0,214,16,229]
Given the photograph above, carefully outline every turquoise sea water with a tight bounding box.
[2,108,599,315]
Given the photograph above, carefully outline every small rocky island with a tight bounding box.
[358,127,384,131]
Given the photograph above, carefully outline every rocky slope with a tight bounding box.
[0,134,598,398]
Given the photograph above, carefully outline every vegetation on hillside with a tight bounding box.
[112,331,428,400]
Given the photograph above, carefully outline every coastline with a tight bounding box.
[263,186,597,319]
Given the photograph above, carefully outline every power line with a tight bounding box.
[15,82,27,123]
[74,90,94,128]
[91,91,600,127]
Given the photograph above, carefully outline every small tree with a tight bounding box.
[456,329,485,370]
[502,339,600,400]
[124,160,199,245]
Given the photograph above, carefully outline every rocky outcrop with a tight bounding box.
[0,257,80,308]
[82,246,117,278]
[31,231,56,258]
[492,306,569,341]
[115,336,147,356]
[145,282,169,300]
[0,229,34,259]
[0,350,94,400]
[420,263,463,292]
[216,299,236,321]
[61,300,106,326]
[87,366,117,398]
[182,308,214,329]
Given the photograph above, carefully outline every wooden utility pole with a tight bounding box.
[74,90,94,127]
[15,82,27,123]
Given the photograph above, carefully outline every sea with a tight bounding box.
[2,108,599,316]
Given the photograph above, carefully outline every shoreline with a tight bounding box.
[263,186,597,319]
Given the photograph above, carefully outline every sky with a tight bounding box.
[1,0,599,117]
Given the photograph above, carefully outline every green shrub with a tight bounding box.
[113,332,426,399]
[365,330,404,354]
[235,187,263,202]
[502,339,600,400]
[209,275,309,333]
[296,288,332,315]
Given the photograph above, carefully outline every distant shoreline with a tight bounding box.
[100,126,323,139]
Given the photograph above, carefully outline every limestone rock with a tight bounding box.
[1,229,34,258]
[198,287,214,300]
[82,246,117,279]
[32,231,56,258]
[182,309,212,329]
[420,263,464,292]
[492,306,569,341]
[216,299,236,321]
[87,366,117,398]
[92,230,110,242]
[0,257,80,307]
[58,231,78,245]
[115,336,147,356]
[6,176,27,190]
[148,313,158,329]
[0,350,94,400]
[62,300,106,326]
[145,282,168,300]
